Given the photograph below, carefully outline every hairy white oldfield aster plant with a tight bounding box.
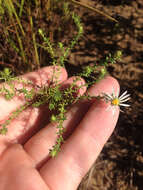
[102,89,130,115]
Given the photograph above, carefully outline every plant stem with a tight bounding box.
[70,0,118,23]
[6,0,25,36]
[29,7,40,68]
[19,0,25,17]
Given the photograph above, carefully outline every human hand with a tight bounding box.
[0,66,119,190]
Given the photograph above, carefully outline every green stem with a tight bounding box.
[7,0,25,36]
[19,0,25,17]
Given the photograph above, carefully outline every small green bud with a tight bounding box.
[50,149,57,157]
[4,68,11,75]
[38,29,43,35]
[58,42,64,49]
[49,103,55,110]
[101,68,106,75]
[83,66,92,77]
[51,115,57,122]
[0,127,8,135]
[115,50,122,58]
[79,26,83,33]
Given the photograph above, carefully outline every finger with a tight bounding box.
[39,77,120,190]
[0,66,67,155]
[24,76,86,167]
[0,144,48,190]
[63,76,120,138]
[0,66,67,120]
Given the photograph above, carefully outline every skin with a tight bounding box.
[0,66,119,190]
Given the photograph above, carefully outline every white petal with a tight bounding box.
[103,94,112,101]
[120,109,124,113]
[105,93,113,99]
[106,105,116,115]
[106,105,112,111]
[120,103,130,107]
[116,88,119,97]
[120,97,130,103]
[119,94,130,101]
[119,91,128,99]
[112,107,117,116]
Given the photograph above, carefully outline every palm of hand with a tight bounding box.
[0,66,119,190]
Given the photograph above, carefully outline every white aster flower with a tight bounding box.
[102,89,130,115]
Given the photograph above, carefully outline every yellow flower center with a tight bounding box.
[111,98,119,106]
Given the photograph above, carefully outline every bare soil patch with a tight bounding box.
[75,0,143,189]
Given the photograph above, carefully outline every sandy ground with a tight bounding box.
[72,0,143,189]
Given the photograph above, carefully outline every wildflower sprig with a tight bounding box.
[0,70,87,157]
[0,66,131,156]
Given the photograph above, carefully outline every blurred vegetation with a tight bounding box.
[0,0,117,74]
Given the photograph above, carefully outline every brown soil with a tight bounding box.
[74,0,143,189]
